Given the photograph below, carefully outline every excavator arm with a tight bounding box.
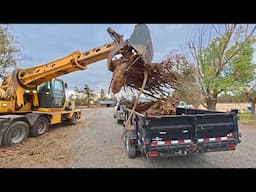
[17,42,117,89]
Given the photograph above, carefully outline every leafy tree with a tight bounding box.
[245,80,256,119]
[237,77,256,119]
[83,84,96,107]
[72,84,96,107]
[0,25,19,80]
[189,24,256,110]
[100,88,106,100]
[168,52,202,108]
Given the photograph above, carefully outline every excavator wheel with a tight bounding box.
[69,113,78,125]
[2,121,29,146]
[30,116,49,137]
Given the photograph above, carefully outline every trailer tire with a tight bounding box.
[2,121,29,146]
[125,132,137,158]
[69,113,78,125]
[30,116,49,137]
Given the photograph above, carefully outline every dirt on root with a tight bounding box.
[126,97,179,115]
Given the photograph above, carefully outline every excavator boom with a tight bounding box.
[10,24,153,90]
[17,42,117,89]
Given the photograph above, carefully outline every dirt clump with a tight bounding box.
[126,97,179,116]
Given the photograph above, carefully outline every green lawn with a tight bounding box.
[239,113,256,125]
[239,113,251,120]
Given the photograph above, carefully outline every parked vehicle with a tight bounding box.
[123,107,241,158]
[177,101,193,108]
[114,100,127,124]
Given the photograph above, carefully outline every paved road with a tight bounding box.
[67,107,256,168]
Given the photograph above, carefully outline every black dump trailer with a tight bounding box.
[123,107,241,158]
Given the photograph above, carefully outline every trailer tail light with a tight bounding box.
[227,145,236,150]
[148,151,158,157]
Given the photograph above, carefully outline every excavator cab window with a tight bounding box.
[37,79,66,108]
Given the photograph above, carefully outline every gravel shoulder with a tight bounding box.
[0,107,255,168]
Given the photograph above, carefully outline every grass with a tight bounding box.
[239,113,256,126]
[239,113,251,120]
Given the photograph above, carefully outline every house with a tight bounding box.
[98,100,116,107]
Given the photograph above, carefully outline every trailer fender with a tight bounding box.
[126,130,137,146]
[24,113,47,127]
[0,118,11,145]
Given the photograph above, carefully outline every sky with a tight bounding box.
[8,24,207,95]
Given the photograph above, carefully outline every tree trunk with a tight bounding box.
[250,102,256,120]
[206,98,217,111]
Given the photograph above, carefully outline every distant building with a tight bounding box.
[98,100,116,107]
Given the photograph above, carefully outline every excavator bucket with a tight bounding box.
[107,24,154,71]
[129,24,153,64]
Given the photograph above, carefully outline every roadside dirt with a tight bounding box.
[0,120,84,168]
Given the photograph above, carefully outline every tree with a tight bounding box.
[0,25,19,80]
[83,84,96,107]
[189,24,256,110]
[100,88,106,100]
[245,81,256,119]
[166,52,202,108]
[71,84,96,107]
[237,77,256,119]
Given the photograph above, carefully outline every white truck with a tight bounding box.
[114,100,127,124]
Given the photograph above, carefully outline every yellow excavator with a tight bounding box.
[0,24,153,146]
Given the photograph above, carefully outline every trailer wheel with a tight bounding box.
[2,121,29,146]
[69,113,78,125]
[30,116,49,137]
[125,132,137,158]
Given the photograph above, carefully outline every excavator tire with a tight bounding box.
[30,116,49,137]
[69,113,78,125]
[2,121,29,146]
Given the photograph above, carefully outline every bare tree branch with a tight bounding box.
[212,24,223,37]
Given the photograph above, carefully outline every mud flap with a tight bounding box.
[0,117,11,146]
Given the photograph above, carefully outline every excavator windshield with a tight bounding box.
[37,80,66,108]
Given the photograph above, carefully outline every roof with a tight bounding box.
[98,100,116,105]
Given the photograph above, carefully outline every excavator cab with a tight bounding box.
[37,79,66,108]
